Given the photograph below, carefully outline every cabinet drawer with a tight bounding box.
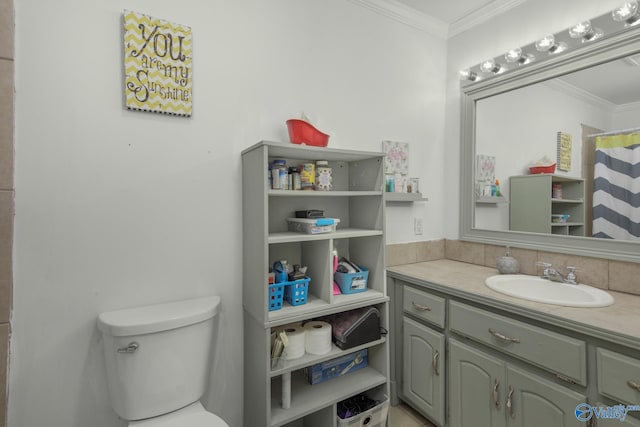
[597,348,640,405]
[403,286,445,328]
[449,301,586,385]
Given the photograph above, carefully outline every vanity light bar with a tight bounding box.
[459,1,640,85]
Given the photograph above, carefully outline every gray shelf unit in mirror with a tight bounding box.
[460,6,640,263]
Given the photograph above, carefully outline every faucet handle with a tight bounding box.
[536,261,552,273]
[565,266,578,284]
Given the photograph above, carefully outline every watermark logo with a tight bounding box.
[575,403,640,422]
[575,403,593,422]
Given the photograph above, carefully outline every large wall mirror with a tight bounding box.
[460,4,640,263]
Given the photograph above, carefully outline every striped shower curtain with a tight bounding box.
[592,132,640,240]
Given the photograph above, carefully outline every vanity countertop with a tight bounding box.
[387,259,640,349]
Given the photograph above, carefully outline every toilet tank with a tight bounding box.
[97,296,221,421]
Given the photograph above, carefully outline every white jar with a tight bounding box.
[315,160,332,191]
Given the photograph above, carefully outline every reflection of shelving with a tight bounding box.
[510,174,585,236]
[475,195,507,204]
[384,192,428,203]
[242,141,389,427]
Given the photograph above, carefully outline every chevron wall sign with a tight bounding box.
[123,10,192,117]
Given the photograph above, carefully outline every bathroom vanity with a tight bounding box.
[388,259,640,427]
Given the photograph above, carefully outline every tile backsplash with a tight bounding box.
[386,239,640,297]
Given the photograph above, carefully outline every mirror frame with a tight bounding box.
[460,24,640,263]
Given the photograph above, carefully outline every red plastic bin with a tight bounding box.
[286,119,329,147]
[529,163,556,174]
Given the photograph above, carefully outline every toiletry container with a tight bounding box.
[496,246,520,274]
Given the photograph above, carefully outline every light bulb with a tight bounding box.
[569,20,604,41]
[505,48,535,65]
[612,1,639,22]
[480,59,504,74]
[569,21,592,37]
[535,35,567,54]
[505,48,522,62]
[480,59,496,73]
[459,69,478,81]
[535,35,556,51]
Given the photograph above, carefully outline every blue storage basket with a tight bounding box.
[268,283,285,311]
[334,267,368,294]
[284,277,310,306]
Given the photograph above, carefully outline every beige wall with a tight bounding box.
[0,0,13,425]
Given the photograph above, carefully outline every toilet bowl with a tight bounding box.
[98,296,229,427]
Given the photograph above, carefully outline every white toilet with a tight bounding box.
[97,295,229,427]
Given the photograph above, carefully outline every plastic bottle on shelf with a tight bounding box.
[271,159,287,190]
[300,162,315,190]
[494,179,501,197]
[315,160,333,191]
[290,167,301,190]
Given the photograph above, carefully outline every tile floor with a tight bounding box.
[388,402,436,426]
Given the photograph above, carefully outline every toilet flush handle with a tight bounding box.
[117,342,139,354]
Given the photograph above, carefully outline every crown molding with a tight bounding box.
[544,79,616,112]
[615,100,640,113]
[346,0,448,39]
[449,0,528,38]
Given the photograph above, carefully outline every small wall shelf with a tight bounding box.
[476,195,507,204]
[384,192,428,203]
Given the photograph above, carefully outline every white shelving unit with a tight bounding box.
[242,141,389,427]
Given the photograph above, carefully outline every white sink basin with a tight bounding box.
[485,274,614,307]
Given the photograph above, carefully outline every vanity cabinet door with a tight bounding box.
[449,339,507,427]
[506,365,585,427]
[402,317,445,426]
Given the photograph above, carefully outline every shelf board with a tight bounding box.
[270,338,387,377]
[269,228,383,244]
[244,140,385,162]
[270,367,387,427]
[270,190,382,197]
[476,196,507,204]
[384,192,428,203]
[551,198,583,203]
[267,289,388,327]
[551,222,584,227]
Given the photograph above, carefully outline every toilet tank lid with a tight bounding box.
[97,295,221,337]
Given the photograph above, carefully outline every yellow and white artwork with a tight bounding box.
[557,132,572,171]
[124,10,193,116]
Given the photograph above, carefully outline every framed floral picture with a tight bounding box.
[476,154,495,183]
[382,141,409,175]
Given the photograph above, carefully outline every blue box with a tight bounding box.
[334,267,368,294]
[305,349,368,385]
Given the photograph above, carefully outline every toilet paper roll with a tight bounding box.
[304,321,332,355]
[281,323,305,360]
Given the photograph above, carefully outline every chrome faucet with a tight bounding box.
[537,262,578,285]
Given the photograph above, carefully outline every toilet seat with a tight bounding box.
[129,402,228,427]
